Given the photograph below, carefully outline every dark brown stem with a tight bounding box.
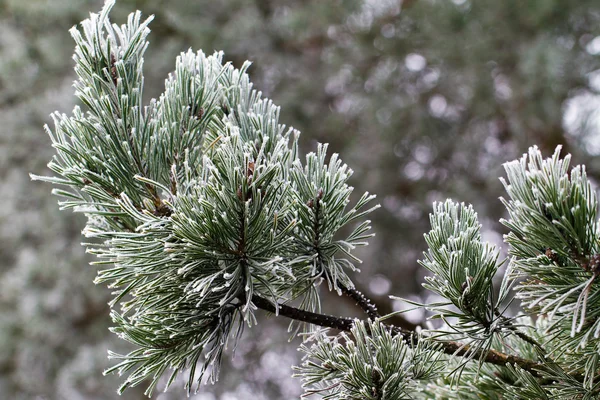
[250,293,545,374]
[436,338,543,375]
[339,283,380,320]
[251,294,354,331]
[345,282,420,331]
[509,326,544,349]
[494,310,544,350]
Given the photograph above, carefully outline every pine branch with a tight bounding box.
[250,293,546,375]
[39,4,600,395]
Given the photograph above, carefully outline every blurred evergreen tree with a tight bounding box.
[4,0,600,398]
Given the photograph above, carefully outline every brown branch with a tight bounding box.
[505,322,544,349]
[342,280,421,331]
[494,309,544,350]
[437,338,543,375]
[251,293,546,375]
[251,294,354,332]
[339,283,380,320]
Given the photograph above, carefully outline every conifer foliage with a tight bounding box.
[34,2,600,398]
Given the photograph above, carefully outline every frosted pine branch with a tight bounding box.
[32,2,600,399]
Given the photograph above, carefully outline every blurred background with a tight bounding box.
[3,0,600,398]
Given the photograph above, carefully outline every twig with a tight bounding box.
[339,283,380,320]
[494,310,544,350]
[250,293,545,375]
[251,294,354,332]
